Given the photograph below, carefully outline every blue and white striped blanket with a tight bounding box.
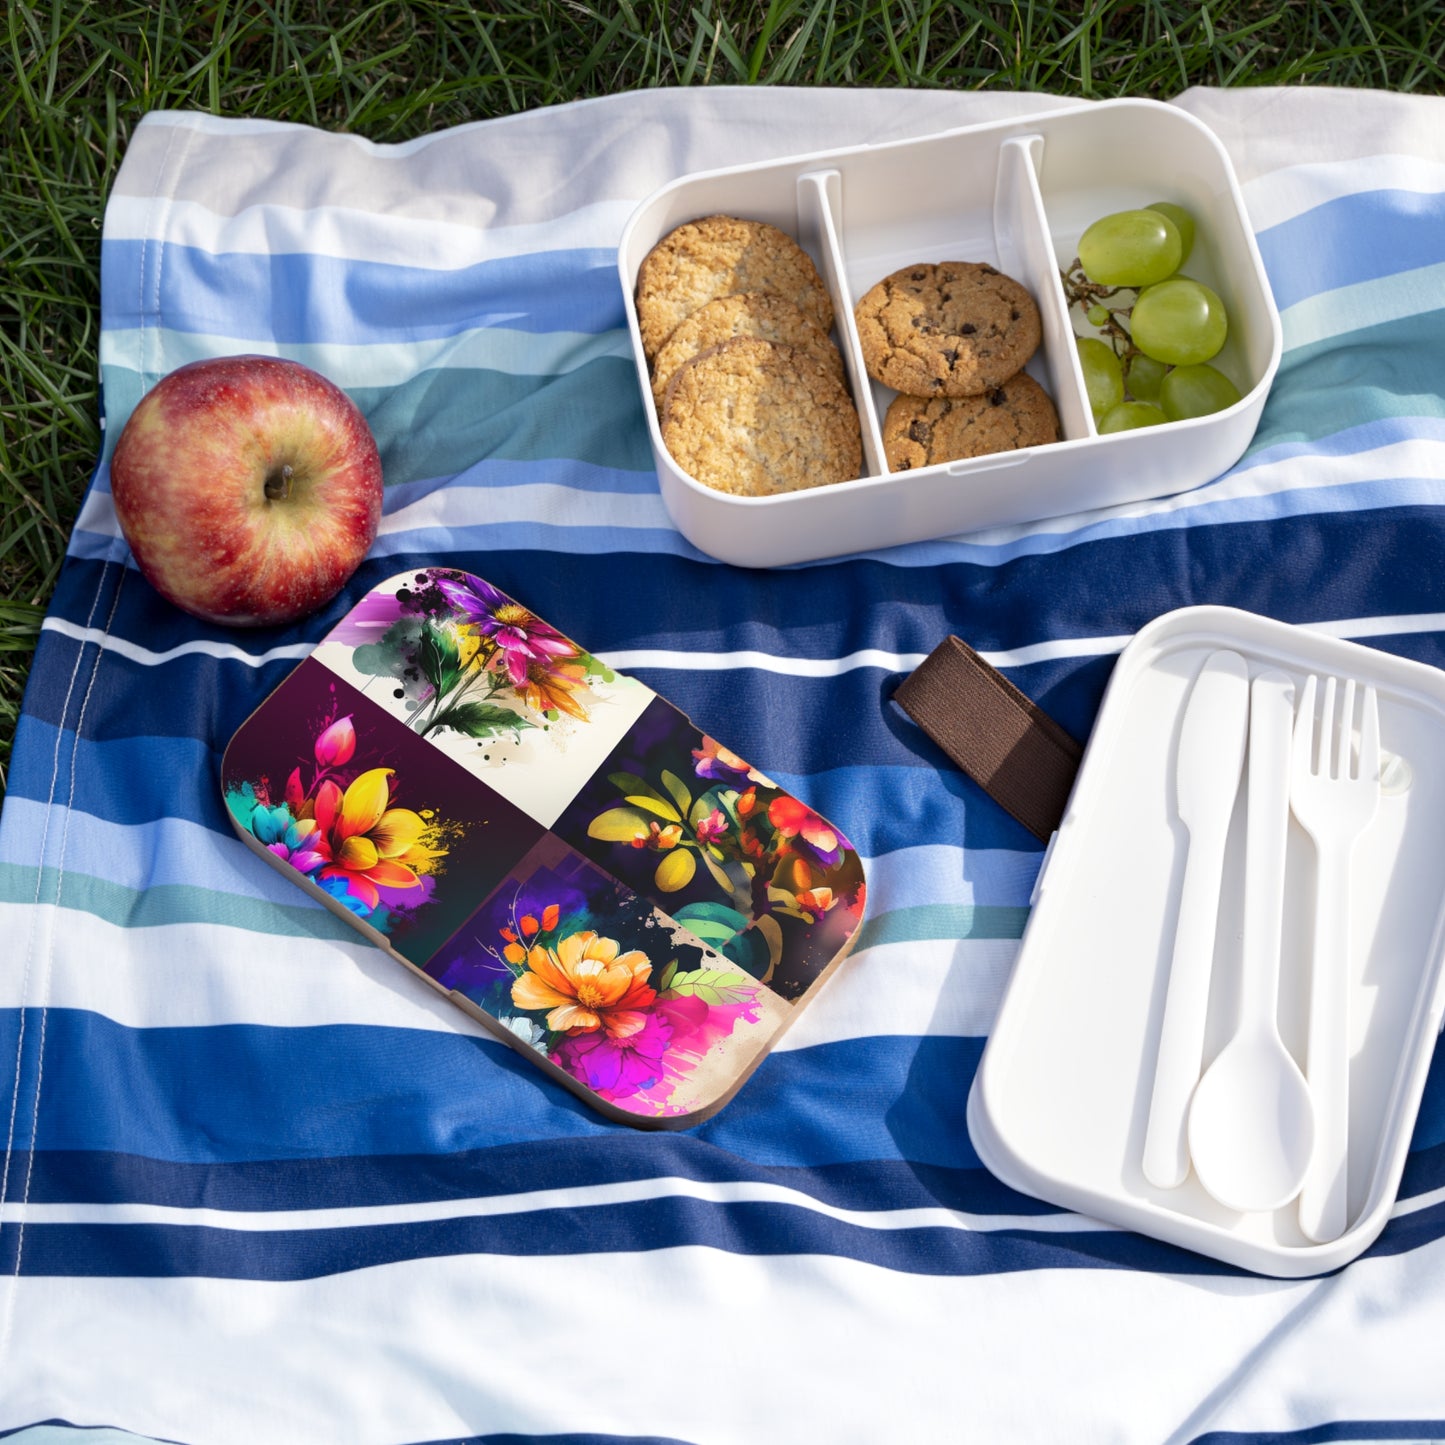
[3,85,1444,1443]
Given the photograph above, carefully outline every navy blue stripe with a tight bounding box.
[1191,1422,1445,1445]
[15,1147,1050,1216]
[22,516,1445,850]
[0,1198,1240,1281]
[420,1437,694,1445]
[0,1010,987,1172]
[1256,186,1445,311]
[1357,1196,1445,1264]
[53,604,1445,820]
[100,240,625,342]
[1401,1137,1445,1196]
[42,508,1445,695]
[7,1193,1440,1286]
[417,1436,695,1445]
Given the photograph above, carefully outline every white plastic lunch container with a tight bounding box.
[618,99,1282,568]
[968,607,1445,1277]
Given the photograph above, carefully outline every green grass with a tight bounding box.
[3,0,1444,797]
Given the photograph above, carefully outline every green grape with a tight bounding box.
[1098,401,1168,433]
[1125,353,1168,404]
[1077,337,1124,419]
[1086,305,1111,327]
[1077,209,1183,288]
[1147,202,1196,264]
[1160,363,1242,420]
[1130,277,1228,366]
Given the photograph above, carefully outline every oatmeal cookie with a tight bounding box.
[854,261,1041,397]
[650,291,844,410]
[636,215,835,360]
[660,336,861,497]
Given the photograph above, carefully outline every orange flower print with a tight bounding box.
[523,660,590,720]
[630,819,683,851]
[795,887,837,921]
[768,794,846,867]
[510,930,657,1038]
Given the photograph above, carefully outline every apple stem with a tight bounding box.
[264,463,294,502]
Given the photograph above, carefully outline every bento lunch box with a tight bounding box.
[618,98,1282,568]
[968,607,1445,1277]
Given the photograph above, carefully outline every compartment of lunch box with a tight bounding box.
[1030,104,1279,431]
[616,165,872,456]
[813,127,1092,470]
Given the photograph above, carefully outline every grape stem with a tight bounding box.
[1061,258,1139,363]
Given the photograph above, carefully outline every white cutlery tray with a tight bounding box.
[967,606,1445,1276]
[618,99,1282,567]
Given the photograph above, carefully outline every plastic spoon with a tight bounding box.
[1188,669,1315,1213]
[1142,649,1251,1189]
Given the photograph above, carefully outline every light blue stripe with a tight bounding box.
[100,321,635,389]
[384,457,666,502]
[0,798,305,905]
[368,522,708,563]
[100,238,623,344]
[1255,185,1445,311]
[0,800,1041,914]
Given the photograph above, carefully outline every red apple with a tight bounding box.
[110,354,384,627]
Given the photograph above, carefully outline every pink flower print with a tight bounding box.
[314,714,356,768]
[436,573,577,686]
[694,808,728,845]
[553,1011,675,1100]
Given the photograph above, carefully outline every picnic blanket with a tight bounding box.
[3,84,1445,1444]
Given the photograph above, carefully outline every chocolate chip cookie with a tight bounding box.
[636,216,835,361]
[650,291,844,410]
[660,336,861,497]
[882,373,1059,471]
[854,262,1041,397]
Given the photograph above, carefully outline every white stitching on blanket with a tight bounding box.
[0,567,129,1372]
[0,557,114,1365]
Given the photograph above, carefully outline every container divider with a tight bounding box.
[797,169,886,479]
[994,135,1095,443]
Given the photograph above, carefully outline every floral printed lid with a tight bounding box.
[222,568,867,1127]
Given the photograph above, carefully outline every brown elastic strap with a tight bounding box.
[893,635,1083,843]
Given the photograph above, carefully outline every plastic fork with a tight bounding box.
[1290,674,1381,1243]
